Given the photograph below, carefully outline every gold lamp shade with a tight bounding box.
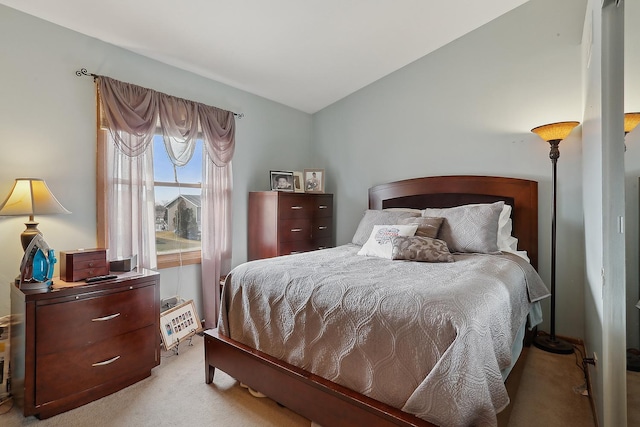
[625,112,640,135]
[0,178,70,249]
[531,121,580,142]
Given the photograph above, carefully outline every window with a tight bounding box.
[153,135,203,269]
[97,131,205,270]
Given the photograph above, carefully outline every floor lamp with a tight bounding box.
[531,121,579,355]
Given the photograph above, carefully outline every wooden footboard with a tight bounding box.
[204,328,436,427]
[205,328,530,426]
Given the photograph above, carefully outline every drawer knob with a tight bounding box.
[290,228,302,232]
[92,355,121,367]
[92,313,121,322]
[290,206,303,210]
[318,226,328,230]
[88,262,95,267]
[318,205,328,209]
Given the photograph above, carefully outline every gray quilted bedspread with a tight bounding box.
[218,244,549,427]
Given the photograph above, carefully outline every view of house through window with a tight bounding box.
[153,135,203,256]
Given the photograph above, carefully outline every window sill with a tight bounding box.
[157,251,201,269]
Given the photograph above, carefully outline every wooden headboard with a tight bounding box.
[368,175,539,269]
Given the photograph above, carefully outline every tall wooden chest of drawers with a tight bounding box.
[10,269,160,419]
[248,192,334,260]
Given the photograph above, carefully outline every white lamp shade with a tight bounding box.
[0,178,70,216]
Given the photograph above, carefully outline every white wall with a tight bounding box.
[582,1,628,425]
[0,5,313,317]
[313,0,587,339]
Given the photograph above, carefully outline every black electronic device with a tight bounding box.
[85,274,118,283]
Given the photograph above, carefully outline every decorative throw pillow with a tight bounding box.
[352,210,420,246]
[422,201,504,254]
[391,236,455,263]
[398,216,444,239]
[357,224,418,259]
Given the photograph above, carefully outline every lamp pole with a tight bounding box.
[533,139,574,354]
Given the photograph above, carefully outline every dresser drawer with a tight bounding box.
[311,237,334,251]
[277,195,315,219]
[277,194,333,219]
[35,325,156,405]
[312,217,333,238]
[278,218,312,241]
[278,238,333,256]
[278,240,313,255]
[313,195,333,218]
[36,285,156,355]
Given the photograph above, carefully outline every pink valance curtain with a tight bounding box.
[97,76,236,325]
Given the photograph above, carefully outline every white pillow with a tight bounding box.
[497,204,518,251]
[357,224,418,259]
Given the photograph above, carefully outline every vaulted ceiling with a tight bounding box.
[0,0,530,113]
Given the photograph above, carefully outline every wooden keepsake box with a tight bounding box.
[60,248,109,282]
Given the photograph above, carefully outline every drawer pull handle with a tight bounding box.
[92,355,121,367]
[291,228,302,232]
[318,226,328,230]
[318,246,328,250]
[290,251,303,254]
[92,313,121,322]
[319,205,328,209]
[290,206,303,210]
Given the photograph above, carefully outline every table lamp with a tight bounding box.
[0,178,70,250]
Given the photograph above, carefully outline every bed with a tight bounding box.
[204,175,548,427]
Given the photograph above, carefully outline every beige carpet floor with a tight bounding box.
[0,335,597,426]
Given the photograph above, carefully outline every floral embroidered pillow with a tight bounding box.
[357,224,418,259]
[391,235,455,263]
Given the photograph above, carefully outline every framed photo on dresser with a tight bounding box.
[270,170,294,192]
[293,171,304,193]
[304,169,324,193]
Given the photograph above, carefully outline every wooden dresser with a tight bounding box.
[248,191,334,260]
[10,269,160,419]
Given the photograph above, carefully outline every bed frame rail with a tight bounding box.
[204,329,435,427]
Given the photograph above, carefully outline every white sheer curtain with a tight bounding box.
[105,131,157,269]
[97,76,236,325]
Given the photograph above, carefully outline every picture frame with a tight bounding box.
[159,299,202,351]
[304,169,325,193]
[293,171,304,193]
[270,170,295,192]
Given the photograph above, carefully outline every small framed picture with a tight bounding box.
[304,169,325,193]
[270,171,294,192]
[293,171,304,193]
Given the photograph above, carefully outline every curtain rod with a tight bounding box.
[75,68,244,119]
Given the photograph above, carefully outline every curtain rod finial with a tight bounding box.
[75,68,97,80]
